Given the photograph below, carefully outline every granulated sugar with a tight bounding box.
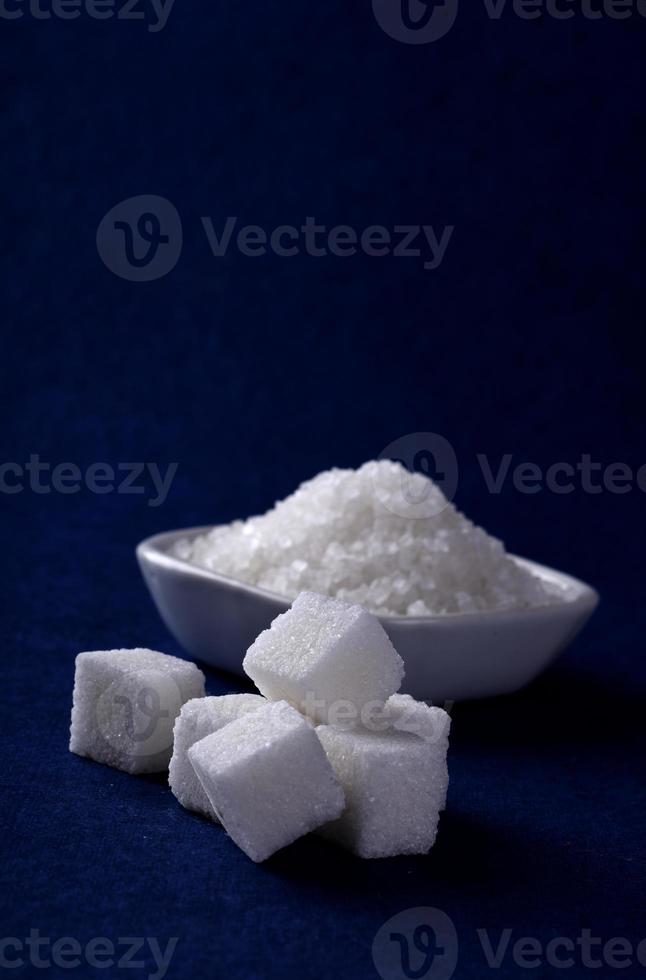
[173,461,562,616]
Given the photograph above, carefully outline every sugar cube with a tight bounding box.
[69,648,205,774]
[242,591,404,725]
[169,694,265,819]
[188,700,345,862]
[316,721,450,858]
[385,694,451,809]
[384,693,451,744]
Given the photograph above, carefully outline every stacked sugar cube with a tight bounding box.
[242,592,450,858]
[169,693,265,818]
[69,592,451,862]
[188,700,345,862]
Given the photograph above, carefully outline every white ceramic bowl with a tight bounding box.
[136,526,599,702]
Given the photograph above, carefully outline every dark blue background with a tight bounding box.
[2,1,645,978]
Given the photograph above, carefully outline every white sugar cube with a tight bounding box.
[316,721,450,858]
[188,700,345,862]
[69,648,205,774]
[242,591,404,725]
[384,694,451,743]
[169,694,265,819]
[385,695,451,809]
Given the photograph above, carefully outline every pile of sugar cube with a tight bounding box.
[70,592,451,862]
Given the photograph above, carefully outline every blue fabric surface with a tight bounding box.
[2,2,645,978]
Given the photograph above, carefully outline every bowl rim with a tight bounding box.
[136,525,600,626]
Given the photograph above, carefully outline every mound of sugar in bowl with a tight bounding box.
[169,694,265,819]
[69,648,205,774]
[173,460,561,616]
[188,700,345,863]
[242,591,404,725]
[316,708,451,858]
